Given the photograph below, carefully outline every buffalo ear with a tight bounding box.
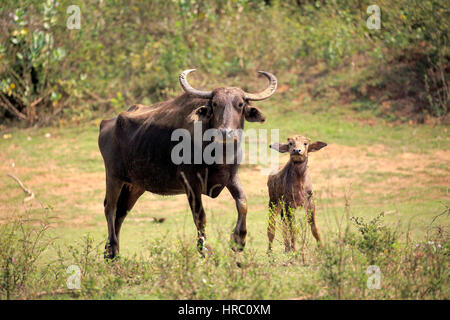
[244,106,266,123]
[270,142,289,153]
[308,141,327,152]
[189,105,211,122]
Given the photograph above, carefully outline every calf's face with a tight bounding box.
[270,135,327,163]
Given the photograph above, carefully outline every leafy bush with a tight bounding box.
[0,1,68,124]
[349,213,398,264]
[0,0,447,125]
[0,212,54,299]
[317,211,449,299]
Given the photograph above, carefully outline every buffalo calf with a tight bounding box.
[267,135,326,252]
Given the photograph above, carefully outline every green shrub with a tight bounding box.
[316,210,449,299]
[0,212,54,299]
[349,212,398,264]
[1,0,447,125]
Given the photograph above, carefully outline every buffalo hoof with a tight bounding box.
[202,244,214,258]
[230,233,246,252]
[197,238,214,258]
[104,244,119,261]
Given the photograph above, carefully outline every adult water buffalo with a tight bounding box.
[98,69,277,259]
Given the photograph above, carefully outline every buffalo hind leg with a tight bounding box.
[227,175,247,252]
[114,184,145,249]
[104,177,124,260]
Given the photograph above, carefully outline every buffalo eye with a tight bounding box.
[212,102,217,107]
[197,107,208,116]
[238,102,244,108]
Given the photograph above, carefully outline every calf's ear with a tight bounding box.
[308,141,327,152]
[244,106,266,123]
[270,142,289,153]
[189,105,211,122]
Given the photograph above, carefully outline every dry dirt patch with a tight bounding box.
[1,144,448,227]
[237,143,449,205]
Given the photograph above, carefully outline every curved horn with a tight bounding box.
[244,71,278,101]
[179,69,213,99]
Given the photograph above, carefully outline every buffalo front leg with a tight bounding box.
[183,183,209,256]
[227,175,247,252]
[305,191,322,243]
[104,177,124,260]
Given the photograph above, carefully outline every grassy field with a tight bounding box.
[0,93,449,299]
[0,0,448,300]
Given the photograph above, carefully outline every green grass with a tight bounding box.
[0,103,449,299]
[256,96,449,153]
[0,0,448,300]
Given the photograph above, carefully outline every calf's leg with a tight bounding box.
[305,191,322,243]
[267,202,280,253]
[281,204,297,252]
[288,213,298,251]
